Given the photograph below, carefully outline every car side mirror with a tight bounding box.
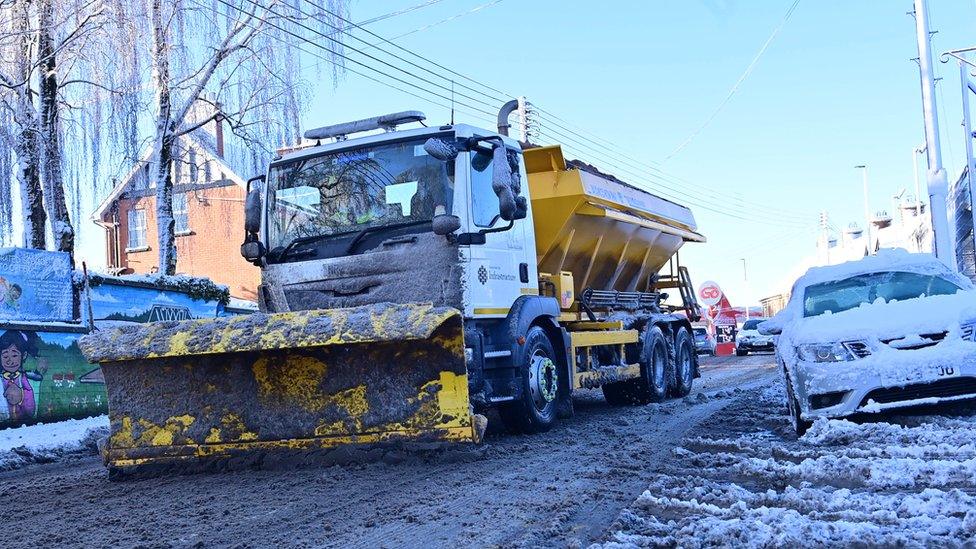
[432,213,461,236]
[423,138,459,161]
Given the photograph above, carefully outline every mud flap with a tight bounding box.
[79,303,475,471]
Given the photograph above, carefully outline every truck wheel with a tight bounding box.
[602,325,669,405]
[672,327,694,397]
[500,326,560,433]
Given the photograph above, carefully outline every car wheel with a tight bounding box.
[602,325,669,405]
[500,326,560,433]
[785,375,812,437]
[671,327,694,397]
[736,349,747,357]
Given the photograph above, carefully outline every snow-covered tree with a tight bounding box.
[0,0,106,256]
[138,0,349,275]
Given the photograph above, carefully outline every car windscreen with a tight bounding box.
[802,271,962,317]
[741,319,765,331]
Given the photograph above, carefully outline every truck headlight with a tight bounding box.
[796,341,863,363]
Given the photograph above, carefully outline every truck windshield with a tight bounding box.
[267,137,455,251]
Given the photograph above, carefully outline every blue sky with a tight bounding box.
[60,0,975,305]
[295,0,976,305]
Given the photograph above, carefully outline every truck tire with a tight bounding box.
[500,326,560,433]
[672,327,694,397]
[602,325,669,405]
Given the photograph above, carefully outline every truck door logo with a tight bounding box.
[477,265,488,285]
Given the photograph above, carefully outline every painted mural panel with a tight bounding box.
[0,328,102,426]
[0,252,252,428]
[0,248,73,322]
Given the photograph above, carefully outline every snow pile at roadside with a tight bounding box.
[597,383,976,548]
[0,416,108,470]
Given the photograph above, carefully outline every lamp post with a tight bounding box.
[855,165,872,254]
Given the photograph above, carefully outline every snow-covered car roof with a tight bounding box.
[790,249,974,294]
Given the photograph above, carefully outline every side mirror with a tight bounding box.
[241,240,266,263]
[244,179,263,234]
[423,138,459,161]
[758,320,782,336]
[432,213,461,236]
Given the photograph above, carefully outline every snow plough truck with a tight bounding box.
[80,102,706,474]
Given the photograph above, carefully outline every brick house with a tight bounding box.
[91,109,260,300]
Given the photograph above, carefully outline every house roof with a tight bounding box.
[90,130,251,222]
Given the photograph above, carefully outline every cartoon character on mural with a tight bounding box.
[0,277,22,315]
[0,330,47,421]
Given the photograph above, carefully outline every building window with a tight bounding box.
[174,193,190,234]
[127,209,147,250]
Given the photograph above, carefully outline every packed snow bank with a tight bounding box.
[0,415,108,470]
[597,381,976,548]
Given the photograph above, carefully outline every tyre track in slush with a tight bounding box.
[0,355,777,548]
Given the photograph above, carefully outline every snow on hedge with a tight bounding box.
[0,415,108,470]
[597,382,976,548]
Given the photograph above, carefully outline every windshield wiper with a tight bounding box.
[345,219,431,255]
[269,233,331,262]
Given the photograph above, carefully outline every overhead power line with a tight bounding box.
[211,0,812,229]
[664,0,802,162]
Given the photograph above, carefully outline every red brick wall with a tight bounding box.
[112,183,260,300]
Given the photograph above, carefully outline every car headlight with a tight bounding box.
[796,341,865,362]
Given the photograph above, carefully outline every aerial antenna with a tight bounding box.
[450,80,455,125]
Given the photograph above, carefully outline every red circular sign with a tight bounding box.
[698,281,723,306]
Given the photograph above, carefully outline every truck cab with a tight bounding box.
[241,107,706,434]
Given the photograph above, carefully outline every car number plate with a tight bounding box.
[883,364,959,386]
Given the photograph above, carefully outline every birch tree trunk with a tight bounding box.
[12,0,45,249]
[148,0,177,274]
[38,0,74,257]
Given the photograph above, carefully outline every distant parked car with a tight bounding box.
[760,250,976,435]
[692,326,716,356]
[735,318,775,355]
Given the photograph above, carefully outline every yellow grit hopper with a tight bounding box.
[79,303,476,472]
[525,145,706,302]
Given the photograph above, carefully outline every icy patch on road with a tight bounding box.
[0,416,108,470]
[596,382,976,548]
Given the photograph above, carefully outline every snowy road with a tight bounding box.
[0,354,775,548]
[598,370,976,548]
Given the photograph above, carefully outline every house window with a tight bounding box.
[127,209,147,250]
[174,193,190,234]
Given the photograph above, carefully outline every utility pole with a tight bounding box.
[855,165,872,254]
[959,55,976,271]
[740,258,749,321]
[516,96,537,144]
[913,144,925,217]
[913,0,955,263]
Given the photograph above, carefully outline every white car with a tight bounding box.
[735,318,775,355]
[760,250,976,435]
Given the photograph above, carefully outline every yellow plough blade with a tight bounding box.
[79,303,474,472]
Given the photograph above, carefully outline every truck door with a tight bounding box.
[465,146,537,318]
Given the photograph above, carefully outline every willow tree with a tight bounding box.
[139,0,349,275]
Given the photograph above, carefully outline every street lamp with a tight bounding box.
[855,165,872,254]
